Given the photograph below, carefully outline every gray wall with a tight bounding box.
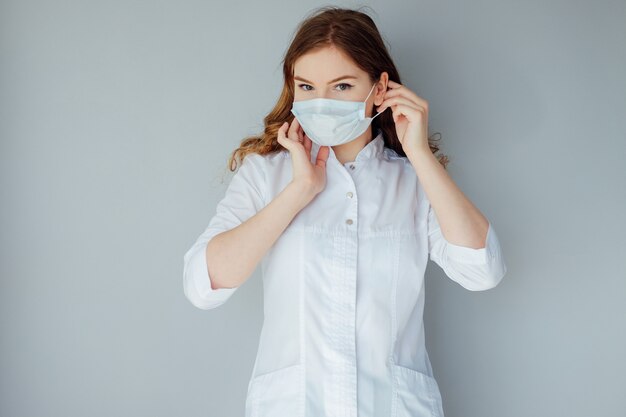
[1,1,624,416]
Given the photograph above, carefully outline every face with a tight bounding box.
[292,45,388,118]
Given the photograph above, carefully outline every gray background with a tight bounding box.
[1,0,625,416]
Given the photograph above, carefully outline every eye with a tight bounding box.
[335,83,353,91]
[296,83,354,92]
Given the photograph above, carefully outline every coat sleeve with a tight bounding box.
[183,153,267,310]
[427,202,508,291]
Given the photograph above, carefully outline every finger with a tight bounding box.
[385,80,428,110]
[315,145,330,168]
[377,96,421,114]
[295,119,305,143]
[288,117,302,142]
[390,103,425,124]
[303,132,312,154]
[383,87,426,110]
[277,121,294,150]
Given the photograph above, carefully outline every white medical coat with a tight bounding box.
[183,128,507,417]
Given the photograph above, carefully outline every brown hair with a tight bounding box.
[226,5,448,172]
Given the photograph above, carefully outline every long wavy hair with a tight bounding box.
[226,5,448,172]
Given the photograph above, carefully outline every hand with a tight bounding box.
[376,79,430,156]
[276,117,330,198]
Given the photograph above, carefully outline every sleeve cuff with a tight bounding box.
[184,241,238,309]
[444,222,495,265]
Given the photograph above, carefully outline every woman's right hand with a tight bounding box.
[277,117,330,199]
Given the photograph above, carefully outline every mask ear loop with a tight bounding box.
[365,83,385,120]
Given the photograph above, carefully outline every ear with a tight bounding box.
[375,72,389,106]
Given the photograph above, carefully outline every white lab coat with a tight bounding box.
[183,128,507,417]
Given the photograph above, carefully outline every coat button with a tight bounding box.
[346,191,353,198]
[346,219,353,225]
[349,164,355,170]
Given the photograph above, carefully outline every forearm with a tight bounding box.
[406,147,489,249]
[207,180,315,289]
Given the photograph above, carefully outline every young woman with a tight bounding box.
[183,6,507,417]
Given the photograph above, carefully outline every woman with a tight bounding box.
[183,6,507,417]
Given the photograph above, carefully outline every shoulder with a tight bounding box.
[383,146,406,162]
[239,150,286,170]
[242,149,288,174]
[382,145,430,202]
[382,146,414,174]
[238,150,289,190]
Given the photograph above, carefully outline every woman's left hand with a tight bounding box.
[376,79,430,156]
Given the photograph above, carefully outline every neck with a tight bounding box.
[331,127,373,165]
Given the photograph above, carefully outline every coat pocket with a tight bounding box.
[245,363,303,417]
[391,363,444,417]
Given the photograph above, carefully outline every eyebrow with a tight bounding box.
[294,75,358,84]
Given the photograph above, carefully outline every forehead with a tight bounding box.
[293,46,366,81]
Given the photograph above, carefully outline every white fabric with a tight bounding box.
[183,128,507,417]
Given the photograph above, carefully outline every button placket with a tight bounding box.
[337,159,358,229]
[345,189,356,226]
[336,200,359,416]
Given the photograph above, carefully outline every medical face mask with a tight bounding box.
[290,83,384,146]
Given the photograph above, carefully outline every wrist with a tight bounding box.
[287,180,318,206]
[405,145,435,164]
